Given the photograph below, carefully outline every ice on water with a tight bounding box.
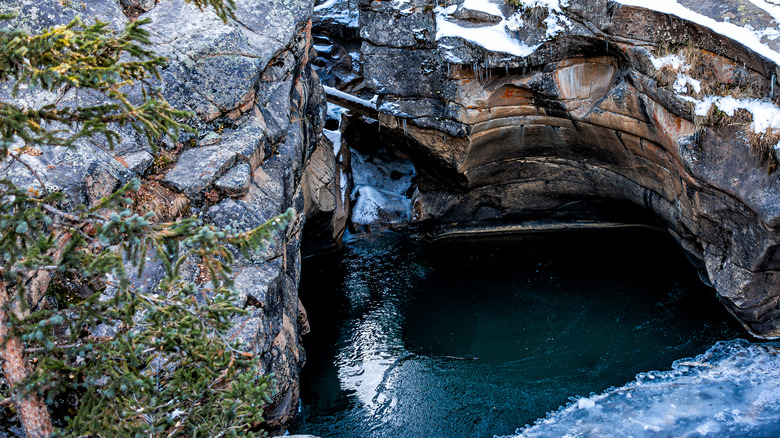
[509,339,780,438]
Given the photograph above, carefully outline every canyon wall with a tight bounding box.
[0,0,338,428]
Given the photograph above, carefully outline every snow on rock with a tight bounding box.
[673,74,702,94]
[650,53,687,70]
[461,0,503,17]
[324,128,343,156]
[435,0,574,58]
[314,0,358,28]
[510,0,571,38]
[747,0,780,23]
[349,140,416,229]
[694,96,780,133]
[351,149,415,197]
[436,5,542,57]
[510,339,780,438]
[614,0,780,65]
[351,186,412,226]
[649,49,780,134]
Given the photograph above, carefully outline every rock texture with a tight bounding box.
[312,0,363,91]
[1,0,342,429]
[354,0,780,338]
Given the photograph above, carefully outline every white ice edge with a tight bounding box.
[510,339,780,438]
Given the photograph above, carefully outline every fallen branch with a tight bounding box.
[323,86,378,119]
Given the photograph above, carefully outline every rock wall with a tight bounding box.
[1,0,339,429]
[355,0,780,338]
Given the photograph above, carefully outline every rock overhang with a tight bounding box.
[354,0,780,338]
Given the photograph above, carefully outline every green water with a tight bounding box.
[290,228,743,437]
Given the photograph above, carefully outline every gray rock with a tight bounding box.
[206,198,268,232]
[359,0,436,49]
[163,146,238,198]
[232,260,284,311]
[313,0,359,38]
[199,132,222,146]
[1,143,135,207]
[0,0,127,33]
[215,163,251,197]
[258,78,294,145]
[141,0,282,119]
[362,43,452,99]
[220,112,267,169]
[2,0,323,431]
[120,0,155,12]
[117,150,154,175]
[453,1,504,24]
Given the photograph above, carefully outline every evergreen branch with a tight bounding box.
[5,151,48,195]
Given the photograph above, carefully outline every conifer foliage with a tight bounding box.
[0,0,288,436]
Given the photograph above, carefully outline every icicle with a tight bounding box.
[772,71,776,100]
[606,39,609,54]
[505,64,509,75]
[402,118,408,136]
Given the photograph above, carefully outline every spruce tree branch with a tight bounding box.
[6,151,48,195]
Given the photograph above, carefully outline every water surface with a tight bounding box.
[290,228,743,437]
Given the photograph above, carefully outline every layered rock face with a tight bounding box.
[1,0,336,427]
[357,0,780,338]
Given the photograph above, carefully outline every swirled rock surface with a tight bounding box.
[353,0,780,338]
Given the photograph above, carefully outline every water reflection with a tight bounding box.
[291,229,743,437]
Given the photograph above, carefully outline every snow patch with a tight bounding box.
[349,145,415,228]
[673,74,701,94]
[313,0,338,11]
[513,0,569,11]
[649,50,779,134]
[747,0,780,23]
[508,0,571,39]
[351,186,412,225]
[323,129,342,156]
[461,0,503,17]
[436,6,541,57]
[650,53,686,70]
[694,96,780,133]
[339,168,348,207]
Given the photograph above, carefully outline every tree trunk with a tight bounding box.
[0,280,53,438]
[19,232,73,317]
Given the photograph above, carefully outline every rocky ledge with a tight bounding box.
[348,0,780,338]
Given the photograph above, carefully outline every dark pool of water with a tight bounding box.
[289,228,743,438]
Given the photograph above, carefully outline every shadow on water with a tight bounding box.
[289,228,743,438]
